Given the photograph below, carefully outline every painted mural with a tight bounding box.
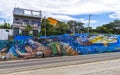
[0,34,120,60]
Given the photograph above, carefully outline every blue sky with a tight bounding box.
[0,0,120,29]
[71,13,117,28]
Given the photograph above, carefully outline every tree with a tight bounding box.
[94,20,120,34]
[56,22,69,35]
[23,25,33,36]
[67,20,84,34]
[0,21,11,29]
[40,18,57,36]
[25,25,32,32]
[40,18,70,36]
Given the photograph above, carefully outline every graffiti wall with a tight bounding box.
[0,34,120,60]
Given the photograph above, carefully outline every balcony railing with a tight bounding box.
[13,23,39,28]
[13,8,42,18]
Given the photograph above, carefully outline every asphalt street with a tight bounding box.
[1,52,120,74]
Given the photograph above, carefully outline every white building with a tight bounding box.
[12,7,42,37]
[0,29,13,40]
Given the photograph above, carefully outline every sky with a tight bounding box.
[0,0,120,28]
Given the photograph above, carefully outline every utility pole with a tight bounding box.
[72,22,75,34]
[88,14,92,35]
[44,16,47,39]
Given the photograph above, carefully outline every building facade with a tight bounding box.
[0,29,13,40]
[12,8,42,37]
[47,17,59,26]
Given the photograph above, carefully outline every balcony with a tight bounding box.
[13,8,42,19]
[13,22,39,28]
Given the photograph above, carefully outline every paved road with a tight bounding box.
[1,52,120,74]
[7,59,120,75]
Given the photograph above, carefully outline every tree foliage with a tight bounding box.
[40,18,70,36]
[94,20,120,34]
[25,25,32,32]
[67,20,84,34]
[0,22,11,29]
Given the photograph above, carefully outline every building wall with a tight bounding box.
[13,16,41,36]
[12,8,42,37]
[47,17,58,25]
[0,29,13,40]
[13,16,41,27]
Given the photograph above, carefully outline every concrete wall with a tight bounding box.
[0,29,13,40]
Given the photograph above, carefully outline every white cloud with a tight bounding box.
[77,18,97,24]
[0,0,120,24]
[109,11,120,19]
[77,18,97,28]
[49,14,76,21]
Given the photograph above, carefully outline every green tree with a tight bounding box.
[40,18,57,36]
[25,25,32,32]
[56,22,69,35]
[0,22,11,29]
[94,20,120,34]
[40,18,70,36]
[67,20,84,34]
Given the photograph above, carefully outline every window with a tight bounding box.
[15,18,19,21]
[23,19,29,25]
[31,20,38,26]
[14,18,22,24]
[38,21,40,26]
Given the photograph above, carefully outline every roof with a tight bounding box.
[47,17,59,21]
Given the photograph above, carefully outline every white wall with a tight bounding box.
[0,29,13,40]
